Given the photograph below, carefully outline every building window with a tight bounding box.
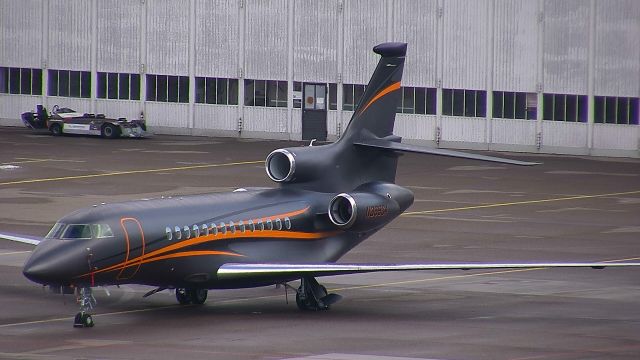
[343,83,366,111]
[244,79,287,107]
[97,72,140,100]
[0,67,42,95]
[146,74,189,103]
[47,69,90,98]
[397,87,436,115]
[542,93,587,122]
[292,82,337,110]
[493,91,537,120]
[195,77,238,105]
[442,89,486,117]
[594,96,639,125]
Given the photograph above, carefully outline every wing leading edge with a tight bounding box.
[0,232,41,245]
[217,262,640,280]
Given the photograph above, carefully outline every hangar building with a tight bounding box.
[1,0,638,157]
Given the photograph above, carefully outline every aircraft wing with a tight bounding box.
[0,232,41,245]
[217,262,640,280]
[354,138,539,166]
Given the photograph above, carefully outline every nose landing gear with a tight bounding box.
[73,287,96,328]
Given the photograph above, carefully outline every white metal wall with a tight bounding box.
[194,0,239,78]
[147,0,189,75]
[593,0,640,97]
[244,0,288,80]
[293,0,339,83]
[48,0,92,70]
[0,0,638,157]
[442,0,489,90]
[493,0,538,92]
[96,0,141,73]
[542,0,590,95]
[0,0,42,68]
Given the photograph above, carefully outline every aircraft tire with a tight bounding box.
[176,288,191,305]
[190,288,208,305]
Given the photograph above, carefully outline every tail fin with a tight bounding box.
[340,42,407,142]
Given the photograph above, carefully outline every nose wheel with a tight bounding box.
[73,287,96,328]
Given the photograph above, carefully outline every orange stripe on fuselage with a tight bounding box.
[77,206,338,279]
[359,82,401,114]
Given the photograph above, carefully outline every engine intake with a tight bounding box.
[328,193,358,228]
[328,191,400,232]
[265,149,295,182]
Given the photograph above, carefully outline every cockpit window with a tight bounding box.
[45,223,66,239]
[61,224,92,239]
[92,224,114,238]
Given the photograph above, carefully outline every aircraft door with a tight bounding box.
[302,83,327,141]
[117,217,146,280]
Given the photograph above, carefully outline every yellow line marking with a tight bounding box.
[0,160,263,186]
[0,251,31,256]
[402,190,640,216]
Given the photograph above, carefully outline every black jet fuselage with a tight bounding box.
[24,181,414,290]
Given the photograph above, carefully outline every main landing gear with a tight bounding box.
[73,287,96,328]
[295,277,342,311]
[176,288,208,305]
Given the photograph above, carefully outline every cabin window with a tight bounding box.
[45,223,66,239]
[192,224,200,237]
[92,224,114,238]
[238,220,245,233]
[61,224,92,240]
[174,226,182,240]
[210,223,218,236]
[201,224,208,236]
[229,221,236,234]
[284,217,291,230]
[183,225,191,239]
[257,219,264,231]
[266,219,273,231]
[165,227,173,241]
[219,222,227,235]
[275,218,282,230]
[248,220,255,232]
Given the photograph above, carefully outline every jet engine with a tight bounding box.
[328,182,414,232]
[265,146,332,183]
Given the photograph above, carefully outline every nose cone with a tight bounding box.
[23,240,85,285]
[23,259,53,284]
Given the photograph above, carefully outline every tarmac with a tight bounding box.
[0,126,639,360]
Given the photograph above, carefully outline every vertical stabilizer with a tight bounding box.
[341,42,407,142]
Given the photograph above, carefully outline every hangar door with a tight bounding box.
[302,83,327,141]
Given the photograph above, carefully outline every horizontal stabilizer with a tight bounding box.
[0,232,41,245]
[354,138,539,166]
[217,261,640,280]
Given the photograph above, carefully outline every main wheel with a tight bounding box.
[49,123,62,136]
[101,124,120,139]
[189,288,208,305]
[176,288,191,305]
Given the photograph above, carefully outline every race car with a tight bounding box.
[21,105,147,138]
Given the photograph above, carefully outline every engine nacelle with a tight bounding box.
[265,146,332,183]
[328,182,414,232]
